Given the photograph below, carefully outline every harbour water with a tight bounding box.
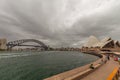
[0,51,99,80]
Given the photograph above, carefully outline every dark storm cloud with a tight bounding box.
[0,0,120,47]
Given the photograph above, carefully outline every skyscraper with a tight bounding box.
[0,38,7,50]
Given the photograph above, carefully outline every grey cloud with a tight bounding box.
[0,0,120,47]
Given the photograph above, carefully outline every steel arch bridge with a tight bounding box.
[6,39,48,50]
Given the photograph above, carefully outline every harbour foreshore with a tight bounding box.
[44,52,106,80]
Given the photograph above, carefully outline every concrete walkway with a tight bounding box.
[81,58,119,80]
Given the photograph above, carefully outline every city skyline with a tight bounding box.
[0,0,120,47]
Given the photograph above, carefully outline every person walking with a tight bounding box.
[104,55,108,63]
[107,54,110,60]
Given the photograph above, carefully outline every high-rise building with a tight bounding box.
[0,38,7,50]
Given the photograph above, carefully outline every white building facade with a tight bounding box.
[0,38,7,50]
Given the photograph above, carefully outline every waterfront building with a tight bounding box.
[0,38,7,50]
[83,36,120,49]
[81,36,120,52]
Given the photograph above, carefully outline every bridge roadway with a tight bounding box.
[81,57,119,80]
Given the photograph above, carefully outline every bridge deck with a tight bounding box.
[81,58,119,80]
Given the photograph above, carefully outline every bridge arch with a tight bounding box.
[7,39,48,50]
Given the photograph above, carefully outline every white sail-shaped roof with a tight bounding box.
[84,36,100,47]
[101,37,111,43]
[83,36,115,48]
[114,41,120,47]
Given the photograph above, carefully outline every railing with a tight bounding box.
[107,67,119,80]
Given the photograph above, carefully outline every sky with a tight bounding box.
[0,0,120,47]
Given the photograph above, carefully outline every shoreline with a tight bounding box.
[44,52,104,80]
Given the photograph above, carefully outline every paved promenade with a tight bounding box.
[81,57,119,80]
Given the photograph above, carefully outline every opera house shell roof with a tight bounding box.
[84,36,120,48]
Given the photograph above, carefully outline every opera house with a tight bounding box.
[83,36,120,49]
